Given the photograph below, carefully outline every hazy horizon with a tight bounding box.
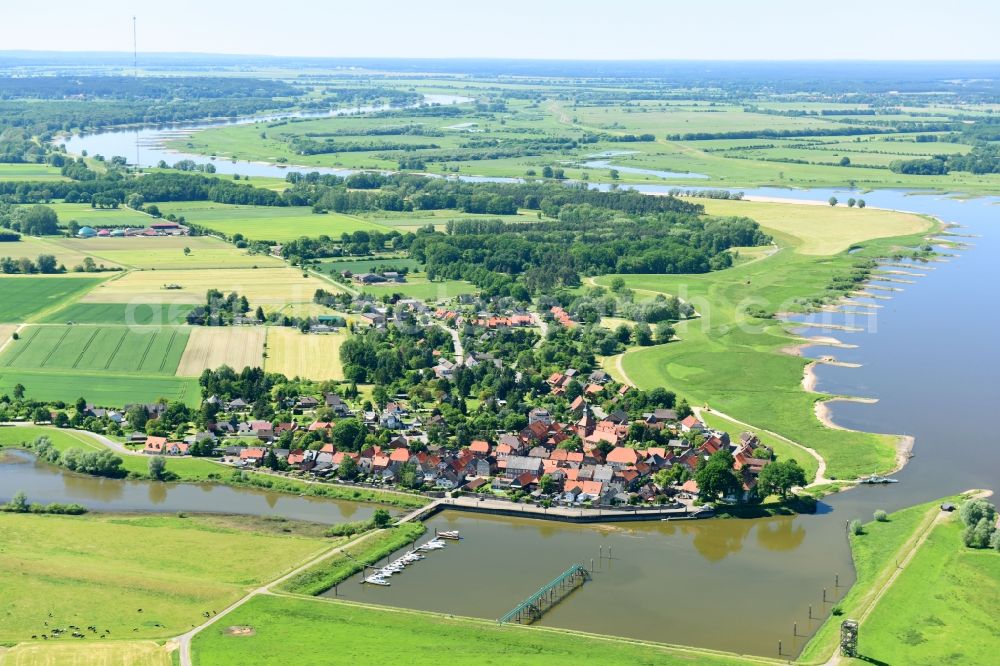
[3,0,999,61]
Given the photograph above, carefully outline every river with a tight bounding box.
[44,111,1000,657]
[0,448,376,525]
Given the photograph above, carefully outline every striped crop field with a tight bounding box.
[0,325,190,375]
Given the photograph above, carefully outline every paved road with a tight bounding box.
[433,321,463,364]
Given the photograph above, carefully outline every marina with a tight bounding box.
[362,534,457,586]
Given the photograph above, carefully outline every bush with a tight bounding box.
[874,509,888,522]
[849,519,864,535]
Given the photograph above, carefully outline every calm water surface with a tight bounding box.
[0,449,375,525]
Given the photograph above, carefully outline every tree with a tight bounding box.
[126,404,149,431]
[398,461,419,489]
[148,455,167,481]
[337,455,358,480]
[634,322,653,346]
[609,169,620,180]
[857,199,866,209]
[21,205,59,235]
[757,459,807,499]
[541,165,554,178]
[655,322,675,344]
[332,419,365,451]
[5,490,29,512]
[36,254,58,274]
[963,517,995,549]
[372,385,390,410]
[31,406,50,423]
[839,157,851,167]
[960,499,997,528]
[694,450,742,501]
[255,306,265,322]
[828,197,838,207]
[372,508,392,527]
[183,247,191,256]
[539,473,557,494]
[264,449,280,470]
[53,411,70,428]
[12,383,25,400]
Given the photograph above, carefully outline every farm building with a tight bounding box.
[77,226,97,238]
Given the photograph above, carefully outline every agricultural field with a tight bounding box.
[176,326,266,376]
[82,267,319,309]
[189,595,759,666]
[361,277,476,301]
[0,325,17,349]
[47,203,153,228]
[698,198,932,255]
[360,209,539,232]
[317,256,424,276]
[154,201,388,242]
[559,101,846,135]
[48,234,284,270]
[0,512,329,642]
[264,327,345,381]
[600,200,938,479]
[0,325,189,375]
[0,641,172,666]
[0,276,105,322]
[0,369,199,406]
[0,163,68,181]
[41,302,195,326]
[0,235,124,270]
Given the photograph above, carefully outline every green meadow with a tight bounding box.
[853,511,1000,666]
[0,512,329,642]
[190,595,768,666]
[361,277,476,301]
[0,163,68,181]
[600,203,937,480]
[154,201,388,242]
[798,495,973,664]
[0,425,225,480]
[55,234,284,270]
[47,202,154,228]
[318,256,424,275]
[0,276,104,322]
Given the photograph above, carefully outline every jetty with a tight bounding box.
[498,564,590,625]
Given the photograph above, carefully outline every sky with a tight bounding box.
[3,0,1000,61]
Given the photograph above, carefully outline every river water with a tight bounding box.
[0,448,376,525]
[35,111,1000,656]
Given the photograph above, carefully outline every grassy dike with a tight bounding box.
[606,202,940,480]
[0,425,429,510]
[796,494,971,664]
[850,502,1000,665]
